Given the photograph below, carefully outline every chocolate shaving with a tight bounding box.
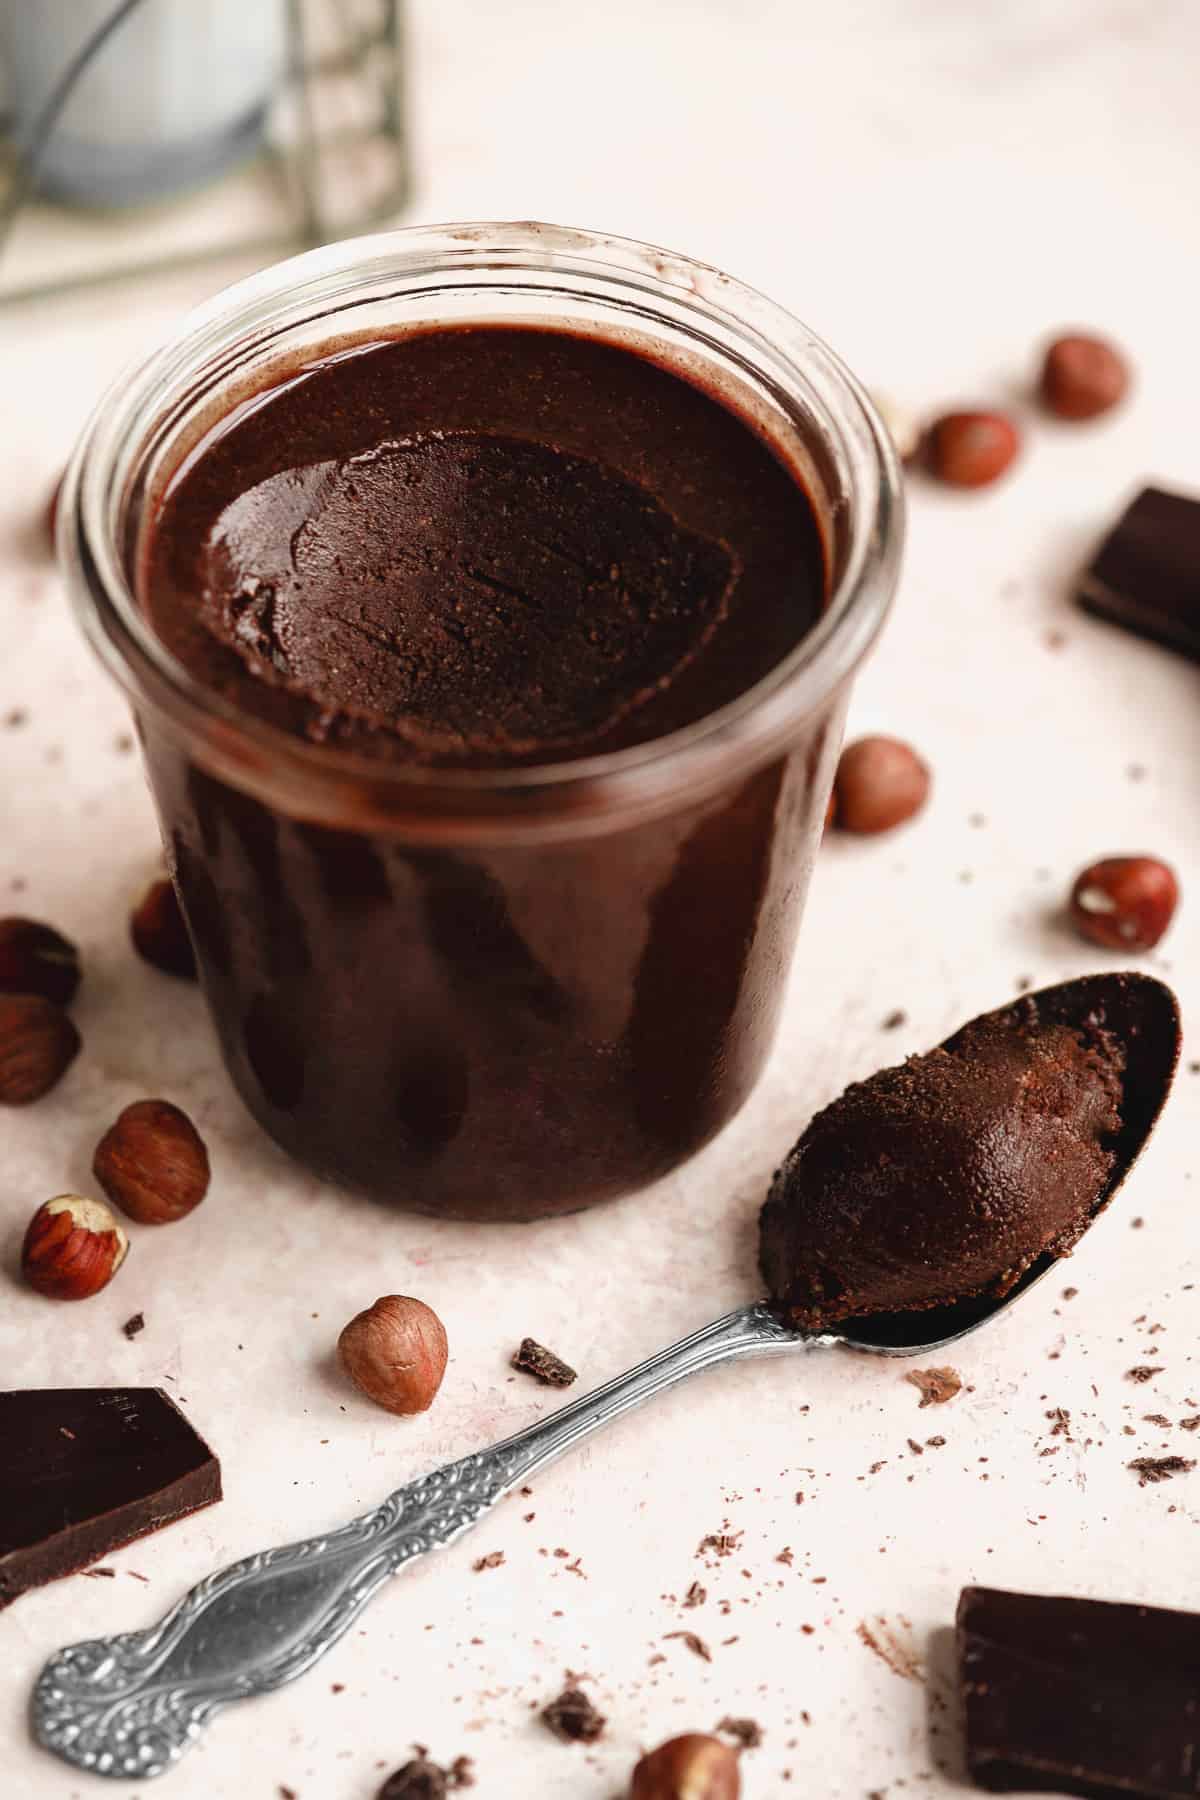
[1128,1456,1195,1486]
[472,1551,504,1572]
[510,1338,577,1388]
[377,1751,474,1797]
[905,1367,962,1408]
[540,1686,605,1743]
[1126,1367,1163,1382]
[683,1580,706,1608]
[665,1630,712,1662]
[717,1716,763,1749]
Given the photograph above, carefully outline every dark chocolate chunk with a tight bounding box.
[1077,486,1200,661]
[540,1685,606,1743]
[0,1387,220,1607]
[378,1752,473,1797]
[511,1338,577,1388]
[122,1311,146,1340]
[959,1584,1200,1796]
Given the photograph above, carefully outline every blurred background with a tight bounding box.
[1,0,1195,430]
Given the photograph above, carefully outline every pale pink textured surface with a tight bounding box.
[3,3,1200,1796]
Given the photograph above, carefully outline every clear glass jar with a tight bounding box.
[61,221,903,1221]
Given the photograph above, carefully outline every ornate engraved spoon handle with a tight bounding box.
[33,1304,802,1780]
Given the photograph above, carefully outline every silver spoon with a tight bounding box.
[31,972,1179,1780]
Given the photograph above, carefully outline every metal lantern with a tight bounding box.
[0,0,409,304]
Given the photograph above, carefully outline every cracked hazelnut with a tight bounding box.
[94,1099,210,1224]
[0,917,81,1005]
[130,878,197,980]
[1040,333,1129,420]
[22,1195,128,1300]
[338,1295,448,1416]
[927,410,1019,487]
[1069,856,1178,951]
[0,992,81,1104]
[833,735,930,834]
[631,1733,741,1799]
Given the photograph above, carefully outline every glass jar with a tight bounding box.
[61,221,903,1221]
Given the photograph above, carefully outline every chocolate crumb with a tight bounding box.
[511,1338,577,1388]
[1129,1456,1195,1486]
[472,1551,504,1572]
[122,1312,145,1340]
[1180,1416,1200,1432]
[1062,1286,1078,1300]
[698,1530,742,1558]
[683,1580,707,1608]
[1047,1408,1072,1439]
[905,1367,961,1408]
[776,1547,794,1566]
[82,1567,116,1578]
[927,1435,946,1448]
[1143,1413,1172,1428]
[3,706,27,728]
[717,1716,763,1748]
[907,1438,924,1456]
[1126,1366,1163,1383]
[1132,1217,1145,1229]
[881,1009,907,1031]
[540,1686,605,1743]
[280,1788,298,1800]
[376,1751,474,1797]
[665,1630,713,1662]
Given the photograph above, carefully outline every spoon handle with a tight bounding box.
[33,1303,800,1780]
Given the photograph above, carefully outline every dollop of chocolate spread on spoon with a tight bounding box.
[760,978,1178,1333]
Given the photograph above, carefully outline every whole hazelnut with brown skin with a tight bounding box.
[833,735,930,835]
[22,1195,128,1300]
[927,410,1020,487]
[0,917,81,1005]
[0,992,81,1104]
[130,878,197,980]
[338,1296,448,1416]
[94,1098,211,1224]
[1069,856,1178,951]
[631,1733,741,1799]
[1040,333,1129,421]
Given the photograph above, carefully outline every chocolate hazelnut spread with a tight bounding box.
[134,325,833,1218]
[141,326,825,766]
[759,999,1126,1329]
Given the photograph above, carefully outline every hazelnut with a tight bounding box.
[338,1295,448,1416]
[94,1098,210,1224]
[1069,856,1178,951]
[22,1195,128,1300]
[131,878,197,980]
[833,735,930,835]
[927,410,1020,487]
[0,992,81,1104]
[631,1733,741,1799]
[0,917,81,1005]
[1040,333,1130,421]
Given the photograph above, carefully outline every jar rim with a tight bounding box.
[62,220,904,835]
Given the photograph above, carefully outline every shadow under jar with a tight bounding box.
[63,222,902,1220]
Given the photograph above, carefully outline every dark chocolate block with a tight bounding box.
[959,1585,1200,1797]
[0,1387,220,1607]
[1077,486,1200,661]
